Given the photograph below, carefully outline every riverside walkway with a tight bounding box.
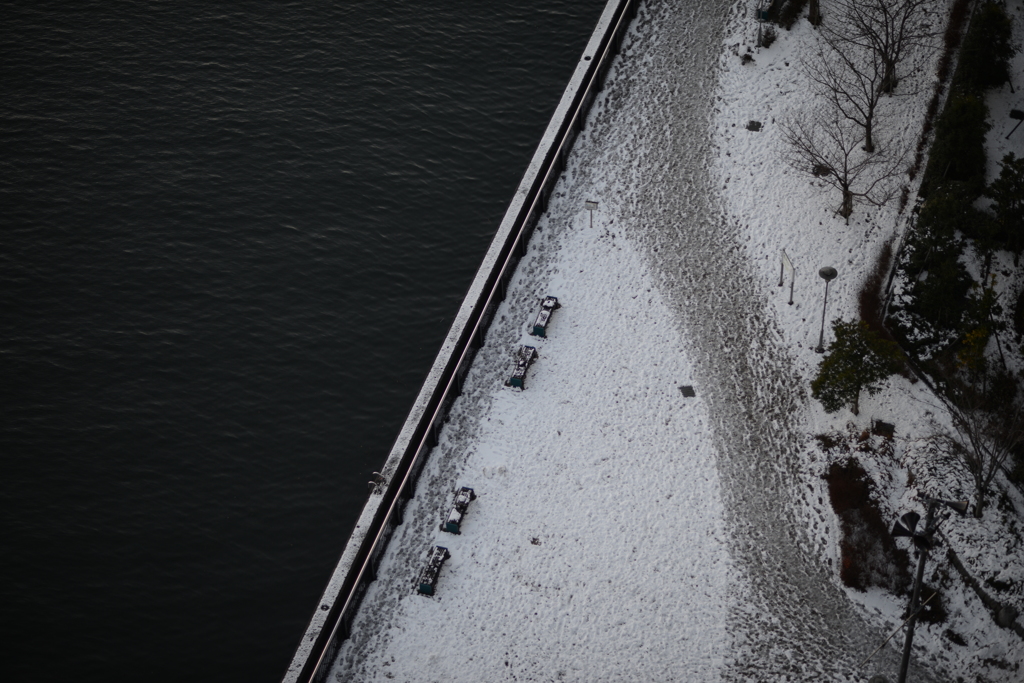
[315,1,937,681]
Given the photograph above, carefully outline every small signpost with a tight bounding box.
[584,200,598,229]
[779,249,795,305]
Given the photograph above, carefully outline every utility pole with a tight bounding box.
[896,502,935,683]
[891,498,969,683]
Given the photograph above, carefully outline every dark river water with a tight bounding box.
[0,2,606,680]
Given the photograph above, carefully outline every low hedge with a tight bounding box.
[954,2,1015,93]
[919,2,1012,199]
[921,94,990,198]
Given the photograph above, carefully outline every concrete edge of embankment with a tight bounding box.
[282,1,639,681]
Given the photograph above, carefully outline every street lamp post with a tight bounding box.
[890,497,969,683]
[815,266,838,353]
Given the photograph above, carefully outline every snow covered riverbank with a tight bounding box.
[328,1,1022,681]
[330,3,739,679]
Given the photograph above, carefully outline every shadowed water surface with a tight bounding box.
[0,2,605,681]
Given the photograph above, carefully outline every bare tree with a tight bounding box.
[831,0,935,94]
[780,107,905,223]
[805,27,887,152]
[932,381,1024,518]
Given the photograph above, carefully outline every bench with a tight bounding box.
[442,486,476,534]
[530,296,561,337]
[506,345,538,389]
[417,545,450,596]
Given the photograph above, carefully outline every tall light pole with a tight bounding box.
[890,497,969,683]
[815,266,837,353]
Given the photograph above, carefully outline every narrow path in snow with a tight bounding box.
[330,1,940,681]
[587,2,938,681]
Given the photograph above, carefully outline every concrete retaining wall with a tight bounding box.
[281,1,641,680]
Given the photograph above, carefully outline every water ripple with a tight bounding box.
[0,1,606,681]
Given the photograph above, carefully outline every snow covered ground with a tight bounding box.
[331,216,734,682]
[328,1,1022,681]
[712,0,1024,680]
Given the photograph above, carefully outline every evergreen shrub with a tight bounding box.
[921,95,990,198]
[904,230,974,333]
[778,0,808,29]
[955,2,1015,92]
[812,321,904,415]
[1014,287,1024,339]
[918,181,996,247]
[986,153,1024,258]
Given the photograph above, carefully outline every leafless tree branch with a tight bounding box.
[780,107,905,223]
[932,384,1024,517]
[805,20,887,152]
[829,0,937,94]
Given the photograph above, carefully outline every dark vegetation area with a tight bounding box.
[880,2,1024,492]
[824,457,913,594]
[820,446,950,621]
[894,2,1017,355]
[810,0,1023,609]
[757,0,803,47]
[909,0,972,185]
[762,0,812,30]
[859,238,895,336]
[811,320,905,415]
[777,0,810,30]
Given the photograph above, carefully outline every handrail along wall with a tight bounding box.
[282,1,640,681]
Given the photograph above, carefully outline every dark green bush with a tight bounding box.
[918,181,999,249]
[986,153,1024,258]
[955,2,1015,92]
[1014,287,1024,339]
[921,94,990,197]
[778,0,808,29]
[812,321,905,415]
[920,2,1009,200]
[764,0,784,24]
[910,260,974,332]
[967,210,1003,254]
[918,182,976,236]
[943,0,972,56]
[983,369,1018,411]
[903,222,974,332]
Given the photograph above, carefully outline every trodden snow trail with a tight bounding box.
[591,1,939,681]
[328,1,940,681]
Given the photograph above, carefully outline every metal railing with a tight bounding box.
[285,2,640,681]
